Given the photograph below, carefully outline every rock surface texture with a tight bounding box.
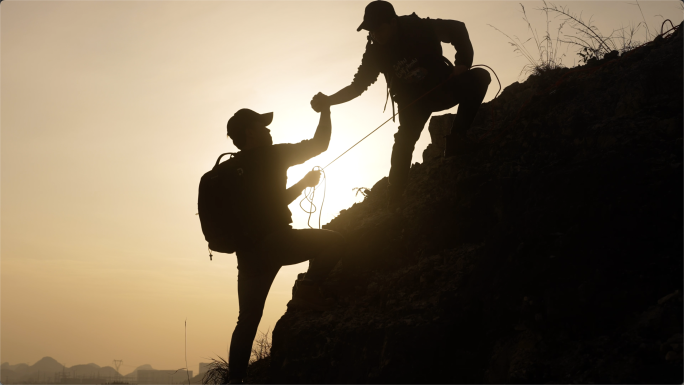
[267,26,683,383]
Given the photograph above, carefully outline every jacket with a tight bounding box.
[349,13,474,105]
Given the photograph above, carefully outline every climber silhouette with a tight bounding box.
[224,104,345,383]
[310,0,491,210]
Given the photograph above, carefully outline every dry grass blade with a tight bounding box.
[487,23,537,78]
[201,330,271,384]
[201,356,230,385]
[250,329,272,364]
[489,2,566,79]
[185,319,190,385]
[533,1,659,65]
[352,187,371,198]
[614,21,647,53]
[630,0,655,40]
[538,1,613,57]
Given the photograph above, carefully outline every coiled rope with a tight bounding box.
[299,166,327,229]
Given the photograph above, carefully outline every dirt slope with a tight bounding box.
[265,25,683,384]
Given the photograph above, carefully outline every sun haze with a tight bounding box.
[2,0,682,376]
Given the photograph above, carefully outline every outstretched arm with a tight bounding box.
[285,170,321,204]
[311,86,363,111]
[276,102,332,168]
[311,41,380,111]
[281,109,327,202]
[309,101,332,153]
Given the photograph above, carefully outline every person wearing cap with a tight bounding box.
[310,0,491,209]
[224,101,345,383]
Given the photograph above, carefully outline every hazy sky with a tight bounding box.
[2,0,682,376]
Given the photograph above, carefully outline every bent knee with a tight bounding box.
[471,67,491,85]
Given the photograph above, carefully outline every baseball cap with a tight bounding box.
[226,108,273,137]
[357,1,397,32]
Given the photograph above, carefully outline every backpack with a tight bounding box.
[197,152,248,257]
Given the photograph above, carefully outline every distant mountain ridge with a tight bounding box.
[0,357,155,383]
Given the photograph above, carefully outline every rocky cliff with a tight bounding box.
[265,24,683,383]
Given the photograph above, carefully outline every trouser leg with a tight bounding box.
[228,263,280,380]
[388,106,433,198]
[449,67,491,134]
[228,228,345,379]
[443,68,491,158]
[260,228,345,283]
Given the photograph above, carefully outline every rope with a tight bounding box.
[472,64,503,100]
[660,19,676,36]
[301,64,503,228]
[298,167,326,229]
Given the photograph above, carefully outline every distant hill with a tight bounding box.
[1,362,29,374]
[124,364,155,378]
[0,358,156,383]
[0,357,64,383]
[68,364,120,378]
[29,356,65,374]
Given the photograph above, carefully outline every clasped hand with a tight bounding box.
[310,92,330,113]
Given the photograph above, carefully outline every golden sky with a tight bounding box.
[2,0,682,375]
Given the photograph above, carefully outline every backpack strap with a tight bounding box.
[442,56,454,69]
[214,152,236,169]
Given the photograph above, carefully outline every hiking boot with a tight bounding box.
[288,280,334,311]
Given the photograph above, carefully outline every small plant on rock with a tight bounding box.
[201,356,230,385]
[489,2,568,79]
[249,329,272,364]
[201,330,272,384]
[492,0,667,75]
[352,187,371,198]
[539,1,654,64]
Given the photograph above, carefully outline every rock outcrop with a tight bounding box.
[267,25,683,383]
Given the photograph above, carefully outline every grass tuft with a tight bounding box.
[539,0,652,63]
[250,329,272,364]
[201,356,230,385]
[491,0,664,76]
[489,2,567,79]
[201,330,272,384]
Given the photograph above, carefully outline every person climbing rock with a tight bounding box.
[223,103,345,383]
[310,0,491,210]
